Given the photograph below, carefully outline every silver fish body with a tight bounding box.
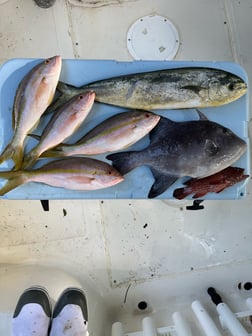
[0,55,62,169]
[107,113,247,198]
[48,67,247,112]
[0,157,124,195]
[22,91,95,168]
[42,110,160,157]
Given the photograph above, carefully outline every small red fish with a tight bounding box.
[173,167,249,200]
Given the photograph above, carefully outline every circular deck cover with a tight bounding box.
[127,15,180,60]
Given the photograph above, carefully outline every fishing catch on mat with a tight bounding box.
[0,56,248,199]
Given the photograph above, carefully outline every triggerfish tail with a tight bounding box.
[106,151,139,175]
[0,170,26,196]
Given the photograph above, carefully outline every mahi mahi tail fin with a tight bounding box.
[106,151,140,175]
[45,81,80,115]
[0,170,26,196]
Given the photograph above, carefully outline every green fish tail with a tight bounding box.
[22,153,38,170]
[12,145,24,171]
[0,142,23,169]
[0,171,25,196]
[40,148,66,158]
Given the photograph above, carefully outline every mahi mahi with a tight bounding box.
[22,91,95,169]
[0,55,62,170]
[106,111,247,198]
[0,157,124,196]
[41,110,160,157]
[46,67,247,113]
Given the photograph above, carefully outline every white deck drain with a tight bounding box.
[127,15,180,60]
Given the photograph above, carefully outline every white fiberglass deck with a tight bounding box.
[0,1,251,335]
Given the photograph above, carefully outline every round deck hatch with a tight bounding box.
[127,15,180,60]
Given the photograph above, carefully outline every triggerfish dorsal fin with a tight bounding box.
[149,116,176,144]
[195,109,208,120]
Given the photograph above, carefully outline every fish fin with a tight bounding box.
[195,109,208,120]
[149,116,176,144]
[12,146,24,171]
[148,169,178,198]
[28,133,41,141]
[22,151,39,170]
[216,187,226,194]
[106,151,138,175]
[173,187,192,200]
[57,81,78,94]
[0,143,24,170]
[181,85,201,94]
[0,171,25,196]
[44,81,80,115]
[40,149,65,158]
[192,191,208,198]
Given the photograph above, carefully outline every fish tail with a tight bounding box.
[0,171,26,196]
[12,145,24,171]
[106,151,139,175]
[57,81,78,94]
[22,152,39,170]
[45,82,80,115]
[40,148,65,158]
[173,187,192,200]
[0,143,24,170]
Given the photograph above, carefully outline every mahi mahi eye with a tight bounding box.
[228,83,235,91]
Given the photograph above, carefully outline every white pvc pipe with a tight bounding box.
[142,317,157,336]
[245,298,252,310]
[112,322,124,336]
[216,302,249,336]
[191,300,222,336]
[172,311,192,336]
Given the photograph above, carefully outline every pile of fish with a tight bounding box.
[0,55,249,198]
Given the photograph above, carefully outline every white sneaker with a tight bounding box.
[12,286,51,336]
[49,288,88,336]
